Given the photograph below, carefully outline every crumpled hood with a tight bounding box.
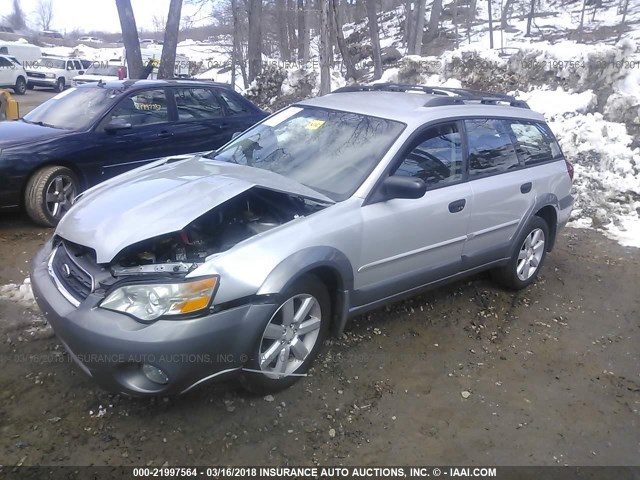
[56,156,333,263]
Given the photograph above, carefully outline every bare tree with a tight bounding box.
[425,0,443,43]
[467,0,477,44]
[277,0,291,60]
[366,0,382,78]
[7,0,27,31]
[152,14,167,33]
[158,0,183,79]
[36,0,54,31]
[488,0,494,48]
[616,0,630,42]
[297,0,308,62]
[287,0,298,58]
[409,0,426,55]
[319,0,331,94]
[452,0,459,48]
[116,0,144,79]
[247,0,263,83]
[404,0,413,48]
[231,0,248,87]
[332,0,357,80]
[501,0,515,29]
[526,0,536,36]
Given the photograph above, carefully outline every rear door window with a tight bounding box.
[218,90,251,115]
[509,121,563,166]
[465,118,520,178]
[174,88,225,120]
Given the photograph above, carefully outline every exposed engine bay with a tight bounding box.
[110,188,327,276]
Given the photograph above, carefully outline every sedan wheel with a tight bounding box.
[25,166,79,227]
[14,77,27,95]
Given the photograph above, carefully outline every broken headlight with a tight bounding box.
[100,277,218,321]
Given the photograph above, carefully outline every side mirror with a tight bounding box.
[380,176,426,201]
[231,131,242,140]
[104,118,132,133]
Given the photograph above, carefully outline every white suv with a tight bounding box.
[0,54,27,95]
[25,57,85,92]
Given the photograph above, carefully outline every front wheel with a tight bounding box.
[25,166,79,227]
[492,216,549,290]
[239,275,331,394]
[54,77,65,93]
[14,76,27,95]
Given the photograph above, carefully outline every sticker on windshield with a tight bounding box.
[263,106,303,127]
[51,88,77,100]
[306,119,325,130]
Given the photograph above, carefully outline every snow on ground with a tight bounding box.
[0,278,36,308]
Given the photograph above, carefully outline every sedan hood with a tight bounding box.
[56,156,333,263]
[0,120,68,147]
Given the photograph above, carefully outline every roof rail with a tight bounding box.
[332,83,530,109]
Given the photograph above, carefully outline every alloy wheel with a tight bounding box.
[45,175,76,219]
[258,294,322,380]
[516,228,545,281]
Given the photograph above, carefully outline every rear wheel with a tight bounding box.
[54,77,65,93]
[13,76,26,95]
[239,275,331,394]
[25,166,79,227]
[492,216,549,290]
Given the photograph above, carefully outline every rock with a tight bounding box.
[461,391,471,399]
[264,395,275,402]
[329,428,336,438]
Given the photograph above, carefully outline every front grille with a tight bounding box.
[50,245,93,304]
[27,72,46,78]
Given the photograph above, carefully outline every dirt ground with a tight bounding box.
[0,212,638,467]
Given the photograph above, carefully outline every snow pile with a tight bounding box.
[517,87,597,117]
[0,278,37,309]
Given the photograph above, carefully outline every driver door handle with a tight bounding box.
[448,199,466,213]
[158,130,174,139]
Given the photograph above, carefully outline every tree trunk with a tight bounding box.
[467,0,477,44]
[410,0,426,55]
[365,0,383,78]
[287,0,298,57]
[231,0,248,88]
[404,0,413,48]
[158,0,183,79]
[319,0,332,94]
[501,0,515,29]
[277,0,291,60]
[297,0,307,62]
[425,0,443,42]
[247,0,263,83]
[526,0,536,36]
[616,0,629,42]
[332,0,358,80]
[487,0,494,48]
[452,0,459,48]
[116,0,144,79]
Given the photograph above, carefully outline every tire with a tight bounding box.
[25,166,79,227]
[239,274,331,394]
[13,76,27,95]
[492,216,550,290]
[54,77,65,93]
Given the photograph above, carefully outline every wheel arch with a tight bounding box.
[534,204,558,251]
[256,247,354,337]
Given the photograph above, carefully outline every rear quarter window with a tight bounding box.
[465,118,520,178]
[509,121,563,166]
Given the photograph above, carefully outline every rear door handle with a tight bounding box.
[521,182,532,194]
[158,131,174,139]
[448,199,466,213]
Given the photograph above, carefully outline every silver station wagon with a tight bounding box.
[31,84,574,396]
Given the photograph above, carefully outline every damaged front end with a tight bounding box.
[49,187,328,321]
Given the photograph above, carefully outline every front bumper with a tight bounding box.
[26,77,57,87]
[31,242,276,396]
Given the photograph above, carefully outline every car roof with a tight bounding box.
[298,88,546,125]
[75,79,232,90]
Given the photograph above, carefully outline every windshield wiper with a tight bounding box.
[23,119,59,129]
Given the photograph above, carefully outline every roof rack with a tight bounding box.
[332,83,530,109]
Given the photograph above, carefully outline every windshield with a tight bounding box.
[85,64,120,76]
[33,58,66,69]
[210,106,405,201]
[23,87,120,130]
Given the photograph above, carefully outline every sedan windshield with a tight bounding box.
[23,87,120,130]
[210,106,405,201]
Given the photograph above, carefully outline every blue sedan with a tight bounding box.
[0,79,267,226]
